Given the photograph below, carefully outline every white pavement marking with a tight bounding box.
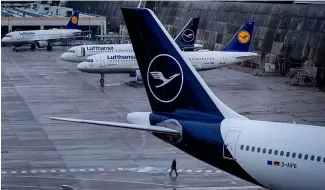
[5,175,188,188]
[137,167,154,173]
[2,167,220,175]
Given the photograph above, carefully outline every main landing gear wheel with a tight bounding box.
[12,47,17,51]
[100,74,105,87]
[31,44,36,51]
[47,45,52,51]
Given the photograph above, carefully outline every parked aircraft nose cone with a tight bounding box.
[60,53,69,61]
[77,62,86,71]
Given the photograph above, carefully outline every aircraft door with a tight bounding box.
[221,56,226,65]
[76,47,82,57]
[223,130,241,160]
[100,56,106,67]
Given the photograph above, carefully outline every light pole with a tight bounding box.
[88,7,90,40]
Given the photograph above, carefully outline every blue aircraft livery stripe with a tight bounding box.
[121,8,266,188]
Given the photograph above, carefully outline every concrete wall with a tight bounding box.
[68,1,325,67]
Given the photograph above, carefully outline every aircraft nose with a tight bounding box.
[77,62,87,71]
[60,53,69,61]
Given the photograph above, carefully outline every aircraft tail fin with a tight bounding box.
[222,21,255,52]
[65,10,80,29]
[174,17,199,50]
[121,8,246,120]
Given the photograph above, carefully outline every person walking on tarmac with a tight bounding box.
[169,159,178,177]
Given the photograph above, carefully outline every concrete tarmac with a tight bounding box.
[2,47,325,190]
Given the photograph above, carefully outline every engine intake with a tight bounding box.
[36,41,48,48]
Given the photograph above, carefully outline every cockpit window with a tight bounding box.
[5,35,12,37]
[68,50,75,53]
[86,59,93,62]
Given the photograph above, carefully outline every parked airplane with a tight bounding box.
[77,51,258,86]
[77,21,257,86]
[47,8,325,190]
[1,11,82,51]
[60,17,202,62]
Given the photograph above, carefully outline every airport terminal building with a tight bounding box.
[1,2,107,38]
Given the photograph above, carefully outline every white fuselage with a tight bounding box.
[1,29,81,45]
[60,43,204,63]
[76,51,259,74]
[221,119,325,190]
[126,112,325,190]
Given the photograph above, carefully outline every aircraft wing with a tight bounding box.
[235,55,259,59]
[46,117,180,135]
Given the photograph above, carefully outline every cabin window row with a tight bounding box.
[189,57,214,61]
[240,145,325,163]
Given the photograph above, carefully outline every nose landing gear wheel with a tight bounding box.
[100,74,105,87]
[47,45,52,51]
[31,44,36,51]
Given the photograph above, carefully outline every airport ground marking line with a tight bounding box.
[10,171,17,174]
[98,168,105,171]
[50,170,56,173]
[6,175,188,188]
[21,171,27,174]
[1,184,60,189]
[89,168,95,172]
[40,170,47,173]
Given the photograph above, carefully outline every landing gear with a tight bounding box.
[46,44,52,51]
[12,47,17,51]
[100,74,105,87]
[129,72,136,77]
[31,44,36,51]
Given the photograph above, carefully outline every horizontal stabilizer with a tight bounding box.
[46,116,179,135]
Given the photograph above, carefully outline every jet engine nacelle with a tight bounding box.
[36,41,48,48]
[135,70,142,81]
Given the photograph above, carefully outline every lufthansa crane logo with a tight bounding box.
[182,29,195,42]
[71,16,78,24]
[237,30,250,44]
[147,54,183,103]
